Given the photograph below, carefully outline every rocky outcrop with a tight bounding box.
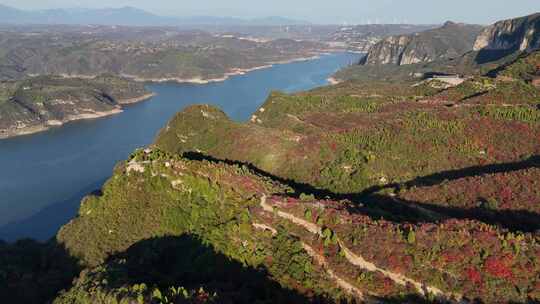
[362,21,483,66]
[473,13,540,53]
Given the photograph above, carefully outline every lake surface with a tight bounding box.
[0,52,361,241]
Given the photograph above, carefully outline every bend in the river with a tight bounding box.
[0,52,362,241]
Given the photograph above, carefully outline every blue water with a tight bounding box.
[0,52,361,241]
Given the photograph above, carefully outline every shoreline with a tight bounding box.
[53,54,327,85]
[34,51,347,86]
[0,108,124,140]
[1,52,342,140]
[120,55,323,84]
[327,77,343,85]
[0,93,155,140]
[118,92,156,104]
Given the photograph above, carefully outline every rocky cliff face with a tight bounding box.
[362,22,483,66]
[473,13,540,52]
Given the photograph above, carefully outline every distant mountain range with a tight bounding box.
[0,4,310,26]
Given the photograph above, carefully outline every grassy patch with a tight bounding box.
[478,106,540,123]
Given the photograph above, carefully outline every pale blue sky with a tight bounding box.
[2,0,539,24]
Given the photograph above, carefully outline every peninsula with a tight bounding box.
[0,75,153,139]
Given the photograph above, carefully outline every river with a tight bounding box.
[0,52,361,241]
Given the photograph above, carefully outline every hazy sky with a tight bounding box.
[2,0,539,24]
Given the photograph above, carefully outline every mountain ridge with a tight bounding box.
[0,4,310,26]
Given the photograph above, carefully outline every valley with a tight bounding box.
[1,5,540,304]
[0,52,360,241]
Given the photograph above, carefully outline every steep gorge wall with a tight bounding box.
[473,13,540,52]
[362,22,483,66]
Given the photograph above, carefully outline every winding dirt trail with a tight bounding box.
[252,221,365,300]
[259,195,463,302]
[301,242,366,300]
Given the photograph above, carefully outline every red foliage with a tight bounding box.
[484,255,514,280]
[465,267,483,285]
[267,195,281,204]
[257,192,540,303]
[382,277,394,294]
[240,176,265,193]
[284,197,299,208]
[386,254,413,273]
[500,186,513,202]
[195,292,211,304]
[387,255,401,271]
[441,251,462,264]
[401,255,413,270]
[310,210,319,223]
